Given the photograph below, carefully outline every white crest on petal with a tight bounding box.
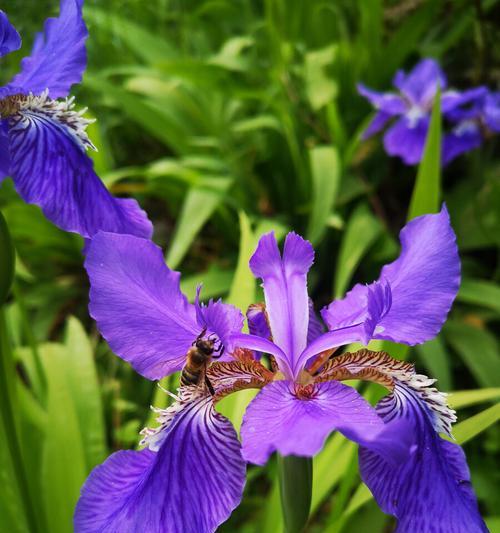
[6,90,97,152]
[139,386,210,452]
[378,370,457,438]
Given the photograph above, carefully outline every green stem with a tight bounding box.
[278,455,312,533]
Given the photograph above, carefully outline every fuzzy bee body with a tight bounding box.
[180,330,224,395]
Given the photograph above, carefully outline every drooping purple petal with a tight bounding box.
[85,232,200,380]
[357,84,406,114]
[0,10,21,58]
[240,380,410,466]
[75,394,246,533]
[393,58,447,106]
[249,232,314,378]
[383,115,430,165]
[0,126,10,182]
[9,0,87,98]
[361,110,394,139]
[442,123,483,165]
[359,382,487,533]
[6,106,153,240]
[322,205,460,346]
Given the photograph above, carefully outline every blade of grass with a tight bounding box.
[407,89,441,220]
[307,146,341,245]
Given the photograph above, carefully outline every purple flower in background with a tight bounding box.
[75,207,487,533]
[358,58,487,165]
[443,90,500,164]
[0,2,152,241]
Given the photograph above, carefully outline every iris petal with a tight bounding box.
[0,10,21,58]
[357,84,406,115]
[9,0,87,98]
[322,205,460,346]
[249,232,314,377]
[359,383,487,533]
[393,58,447,106]
[86,233,243,380]
[75,393,246,533]
[383,115,430,165]
[6,104,153,240]
[240,380,410,466]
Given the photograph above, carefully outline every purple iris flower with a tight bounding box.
[0,2,152,240]
[443,90,500,164]
[358,58,487,165]
[75,206,487,533]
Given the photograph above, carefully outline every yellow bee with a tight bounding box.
[180,327,224,395]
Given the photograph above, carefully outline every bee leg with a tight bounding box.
[193,326,207,345]
[205,376,215,396]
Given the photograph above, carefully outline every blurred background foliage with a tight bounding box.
[1,0,500,532]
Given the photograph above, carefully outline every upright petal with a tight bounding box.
[85,232,199,380]
[359,382,487,533]
[195,296,244,358]
[75,392,246,533]
[6,98,153,240]
[9,0,87,98]
[383,115,429,165]
[393,58,447,106]
[249,232,314,377]
[240,380,410,466]
[0,10,21,57]
[322,206,460,346]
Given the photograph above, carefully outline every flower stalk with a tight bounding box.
[278,455,313,533]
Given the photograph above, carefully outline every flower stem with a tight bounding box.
[278,455,312,533]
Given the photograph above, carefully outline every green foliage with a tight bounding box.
[1,0,500,532]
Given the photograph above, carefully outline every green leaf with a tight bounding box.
[0,211,15,305]
[444,321,500,388]
[448,388,500,409]
[85,75,188,153]
[453,403,500,445]
[166,177,233,269]
[260,472,284,533]
[312,435,355,512]
[41,344,87,533]
[180,267,234,301]
[304,45,338,110]
[307,146,341,245]
[416,336,452,391]
[334,203,382,298]
[407,89,441,221]
[0,399,29,533]
[85,9,175,64]
[457,279,500,314]
[227,212,257,311]
[64,317,107,470]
